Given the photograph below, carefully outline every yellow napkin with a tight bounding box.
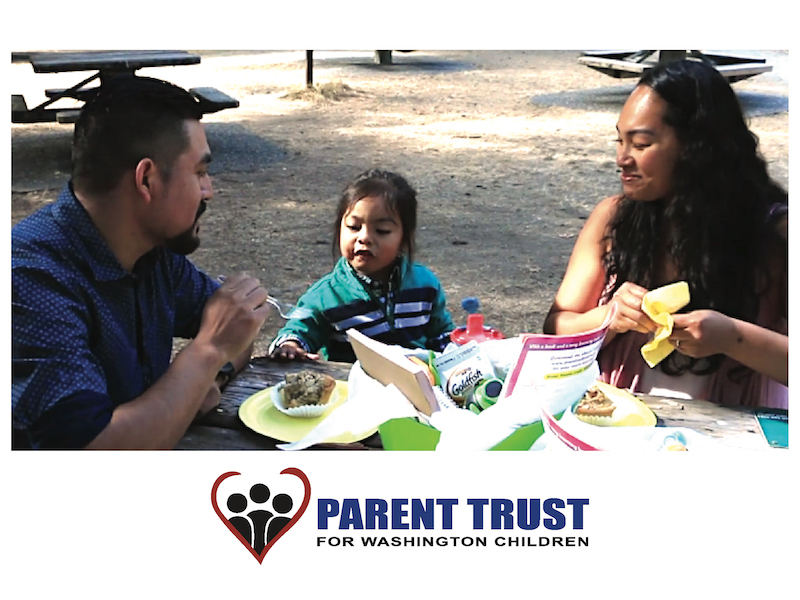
[640,281,691,367]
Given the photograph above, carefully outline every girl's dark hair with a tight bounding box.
[72,75,204,196]
[332,169,418,263]
[604,59,787,376]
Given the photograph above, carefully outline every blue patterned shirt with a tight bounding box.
[12,184,219,449]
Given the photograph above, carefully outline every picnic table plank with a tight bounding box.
[178,423,281,449]
[637,394,766,449]
[200,357,353,430]
[28,50,201,73]
[180,357,379,450]
[579,50,773,82]
[176,424,381,450]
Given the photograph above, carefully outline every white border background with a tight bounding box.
[5,3,797,598]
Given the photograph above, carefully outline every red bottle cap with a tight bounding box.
[450,313,504,345]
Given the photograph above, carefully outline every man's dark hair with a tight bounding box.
[72,75,204,196]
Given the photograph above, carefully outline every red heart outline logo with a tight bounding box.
[211,467,311,564]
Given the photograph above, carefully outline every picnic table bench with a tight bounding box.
[12,50,239,124]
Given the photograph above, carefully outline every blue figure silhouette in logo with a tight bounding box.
[246,483,274,554]
[226,493,252,546]
[267,493,294,544]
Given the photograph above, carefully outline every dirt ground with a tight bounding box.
[10,50,790,357]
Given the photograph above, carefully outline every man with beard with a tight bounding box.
[12,76,273,449]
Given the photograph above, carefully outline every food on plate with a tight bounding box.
[572,381,657,427]
[282,370,336,408]
[575,386,616,417]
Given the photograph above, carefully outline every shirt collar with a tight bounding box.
[51,183,153,282]
[347,256,405,295]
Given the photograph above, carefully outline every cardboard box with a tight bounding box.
[378,417,547,451]
[347,329,439,416]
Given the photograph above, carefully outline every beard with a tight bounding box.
[164,200,206,255]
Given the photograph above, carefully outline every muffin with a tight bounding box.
[283,370,336,408]
[572,382,655,427]
[574,385,616,424]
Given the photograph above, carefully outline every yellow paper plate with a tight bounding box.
[574,381,657,427]
[238,381,378,443]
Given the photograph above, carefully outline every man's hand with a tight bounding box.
[195,273,273,366]
[196,382,222,419]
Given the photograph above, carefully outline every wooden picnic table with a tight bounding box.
[12,50,238,124]
[176,356,772,450]
[579,50,773,83]
[26,50,202,75]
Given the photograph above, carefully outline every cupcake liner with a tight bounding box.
[271,381,339,418]
[573,412,617,427]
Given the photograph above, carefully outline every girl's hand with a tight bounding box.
[609,282,658,335]
[270,341,320,361]
[669,310,738,358]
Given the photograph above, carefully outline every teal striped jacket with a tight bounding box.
[268,256,454,362]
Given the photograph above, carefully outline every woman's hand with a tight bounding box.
[608,282,658,335]
[669,310,738,358]
[670,310,788,386]
[270,341,320,361]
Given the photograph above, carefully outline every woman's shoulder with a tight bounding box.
[575,195,623,243]
[593,194,624,218]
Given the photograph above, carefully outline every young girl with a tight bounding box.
[269,169,454,362]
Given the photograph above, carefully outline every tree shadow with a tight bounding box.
[205,122,289,175]
[322,54,475,74]
[11,122,289,193]
[11,127,73,192]
[531,85,788,117]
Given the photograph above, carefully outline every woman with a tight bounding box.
[543,59,787,408]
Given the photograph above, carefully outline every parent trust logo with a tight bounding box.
[211,468,310,564]
[213,469,591,563]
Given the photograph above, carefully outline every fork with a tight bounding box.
[216,276,311,320]
[266,296,313,320]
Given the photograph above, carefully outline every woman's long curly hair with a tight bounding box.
[603,59,787,376]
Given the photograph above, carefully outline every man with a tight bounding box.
[12,75,272,449]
